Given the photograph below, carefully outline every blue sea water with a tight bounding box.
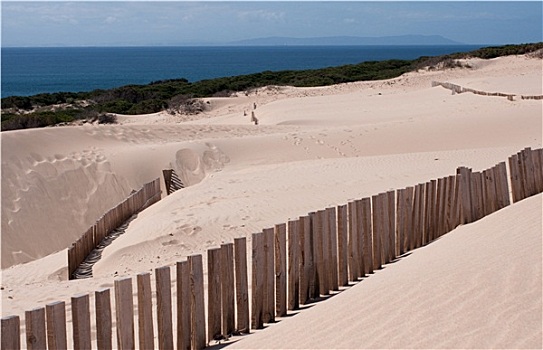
[1,45,482,97]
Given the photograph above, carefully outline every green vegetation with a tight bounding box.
[2,42,542,131]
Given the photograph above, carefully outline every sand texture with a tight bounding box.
[1,54,542,348]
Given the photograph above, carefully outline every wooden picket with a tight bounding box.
[156,266,174,350]
[25,308,46,350]
[327,207,339,291]
[263,228,275,323]
[207,248,222,342]
[45,301,67,350]
[234,238,249,333]
[72,294,92,350]
[114,279,134,350]
[348,201,360,280]
[95,289,113,350]
[251,233,264,329]
[220,243,235,335]
[176,261,191,350]
[188,255,206,350]
[137,273,154,350]
[275,223,287,316]
[337,205,349,286]
[1,315,20,350]
[287,220,299,310]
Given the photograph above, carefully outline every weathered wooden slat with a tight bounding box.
[95,288,113,350]
[327,207,339,291]
[275,223,287,316]
[314,211,326,294]
[299,215,314,304]
[287,220,300,310]
[360,198,373,274]
[263,228,275,323]
[371,195,382,269]
[176,261,191,350]
[156,266,174,350]
[220,243,235,335]
[137,273,154,350]
[355,200,365,277]
[1,316,20,350]
[46,301,67,350]
[494,162,511,209]
[207,248,222,342]
[321,210,331,294]
[337,205,349,286]
[71,294,92,350]
[387,191,396,260]
[114,278,134,350]
[251,233,264,330]
[404,187,414,252]
[233,238,249,333]
[347,201,360,280]
[25,308,46,350]
[189,254,206,350]
[308,213,319,300]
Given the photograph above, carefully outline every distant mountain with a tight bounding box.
[228,35,463,46]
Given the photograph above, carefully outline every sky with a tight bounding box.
[1,1,542,47]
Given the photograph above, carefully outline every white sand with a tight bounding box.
[1,54,541,348]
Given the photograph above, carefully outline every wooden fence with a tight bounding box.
[2,148,542,349]
[67,179,162,280]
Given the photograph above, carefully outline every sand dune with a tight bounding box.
[1,54,541,348]
[227,193,542,349]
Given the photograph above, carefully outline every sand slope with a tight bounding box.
[227,193,543,349]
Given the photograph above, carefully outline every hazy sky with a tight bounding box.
[2,1,542,47]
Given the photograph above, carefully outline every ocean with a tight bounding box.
[1,45,482,98]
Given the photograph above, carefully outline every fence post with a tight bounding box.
[275,224,287,316]
[355,200,365,277]
[360,198,373,274]
[348,201,360,280]
[327,207,339,291]
[522,147,537,197]
[114,278,134,350]
[508,153,522,202]
[299,215,314,303]
[1,316,20,350]
[156,266,174,350]
[287,220,299,311]
[189,254,206,350]
[25,308,46,350]
[251,233,264,329]
[445,175,456,233]
[207,248,222,343]
[396,189,406,254]
[95,288,113,350]
[457,167,473,224]
[46,301,67,350]
[71,294,92,350]
[428,181,436,245]
[387,191,396,260]
[412,185,422,248]
[321,209,332,293]
[137,273,154,350]
[315,210,328,295]
[177,261,191,350]
[233,238,249,333]
[371,195,382,269]
[220,243,236,336]
[308,213,319,300]
[534,148,543,193]
[337,205,349,286]
[263,228,275,323]
[494,162,510,209]
[403,187,414,252]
